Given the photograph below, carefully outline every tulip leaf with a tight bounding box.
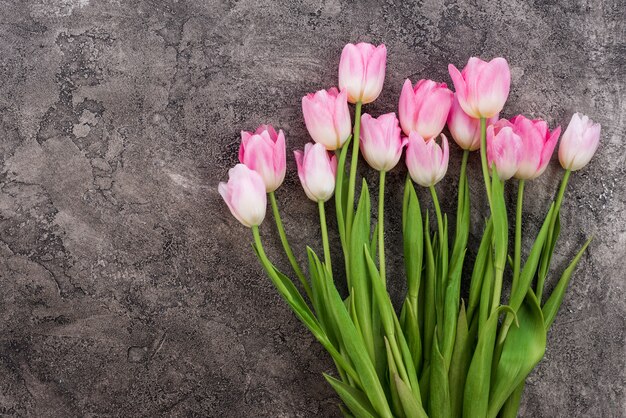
[499,382,525,418]
[429,332,451,418]
[543,237,592,329]
[488,291,546,418]
[401,297,423,375]
[463,305,515,418]
[449,300,472,418]
[335,135,352,248]
[350,178,375,360]
[395,373,429,418]
[537,210,561,298]
[322,264,393,418]
[467,218,493,324]
[385,337,406,417]
[403,177,423,313]
[423,211,436,367]
[324,373,377,418]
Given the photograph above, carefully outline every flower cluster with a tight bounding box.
[218,42,601,418]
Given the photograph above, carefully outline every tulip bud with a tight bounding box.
[447,93,498,151]
[405,132,449,187]
[302,88,352,150]
[239,124,286,192]
[399,79,453,139]
[486,120,523,180]
[338,43,387,104]
[448,57,511,118]
[509,115,561,180]
[558,113,601,171]
[218,164,267,227]
[294,143,338,202]
[359,112,406,172]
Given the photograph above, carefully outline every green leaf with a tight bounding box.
[488,291,546,418]
[401,298,423,375]
[429,333,451,418]
[467,219,493,324]
[395,374,429,418]
[543,237,592,329]
[449,301,472,418]
[490,170,509,308]
[478,252,494,334]
[499,382,525,418]
[324,373,377,418]
[538,209,561,290]
[350,179,375,360]
[463,305,515,418]
[423,211,436,367]
[335,135,352,249]
[403,178,423,311]
[385,337,406,418]
[322,266,393,418]
[442,247,467,368]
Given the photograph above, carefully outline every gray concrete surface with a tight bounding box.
[0,0,624,416]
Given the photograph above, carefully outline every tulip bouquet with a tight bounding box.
[219,43,600,418]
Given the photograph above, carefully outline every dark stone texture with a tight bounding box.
[0,0,624,416]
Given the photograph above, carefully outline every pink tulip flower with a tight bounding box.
[486,119,523,180]
[302,88,352,150]
[447,93,498,151]
[558,113,601,171]
[218,164,267,227]
[238,124,286,192]
[448,57,511,119]
[294,143,338,202]
[509,115,561,180]
[405,132,449,187]
[338,43,387,104]
[359,112,406,172]
[399,79,453,139]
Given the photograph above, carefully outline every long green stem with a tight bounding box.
[479,117,493,209]
[429,185,445,248]
[536,169,571,301]
[269,191,312,299]
[511,179,525,293]
[457,150,469,231]
[318,200,332,274]
[345,101,363,241]
[378,170,386,285]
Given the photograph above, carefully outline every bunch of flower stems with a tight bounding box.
[251,105,591,418]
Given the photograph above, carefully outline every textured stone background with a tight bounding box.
[0,0,624,416]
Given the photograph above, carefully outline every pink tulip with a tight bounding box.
[448,57,511,119]
[339,43,387,104]
[486,120,523,180]
[399,79,453,139]
[405,132,449,187]
[294,143,338,202]
[359,112,406,172]
[447,93,498,151]
[218,164,267,227]
[302,88,352,150]
[558,113,601,171]
[238,124,286,192]
[509,115,561,180]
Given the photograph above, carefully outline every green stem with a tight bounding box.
[318,200,332,274]
[457,150,469,226]
[345,101,363,241]
[269,191,312,300]
[378,170,386,285]
[429,185,445,248]
[511,179,525,293]
[479,117,493,209]
[536,169,571,302]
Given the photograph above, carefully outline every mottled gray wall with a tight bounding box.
[0,0,624,417]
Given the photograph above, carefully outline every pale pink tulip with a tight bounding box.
[359,112,406,172]
[447,93,498,151]
[302,88,352,150]
[294,143,338,202]
[338,43,387,104]
[486,120,523,180]
[448,57,511,118]
[405,132,449,187]
[558,113,601,171]
[399,79,453,139]
[509,115,561,180]
[218,164,267,227]
[239,124,286,192]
